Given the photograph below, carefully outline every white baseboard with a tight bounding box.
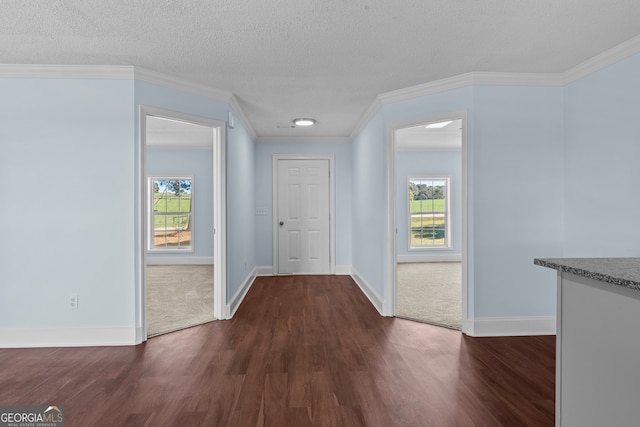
[397,253,462,263]
[255,265,351,276]
[350,267,384,315]
[228,267,257,316]
[471,316,556,337]
[0,326,139,348]
[254,266,274,276]
[146,256,214,265]
[254,265,351,276]
[335,265,351,275]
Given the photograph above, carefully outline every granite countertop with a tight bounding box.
[534,258,640,292]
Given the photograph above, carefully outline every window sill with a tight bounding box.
[147,249,195,254]
[408,246,453,251]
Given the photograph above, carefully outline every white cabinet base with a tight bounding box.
[557,272,640,427]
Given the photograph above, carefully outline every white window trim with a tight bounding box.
[407,176,452,251]
[147,175,195,253]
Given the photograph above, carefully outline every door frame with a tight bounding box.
[272,154,335,275]
[138,106,227,342]
[385,110,471,334]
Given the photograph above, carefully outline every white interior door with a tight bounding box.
[277,159,330,274]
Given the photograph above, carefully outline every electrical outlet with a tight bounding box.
[69,294,78,310]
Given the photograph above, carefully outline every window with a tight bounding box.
[409,177,450,249]
[148,177,193,251]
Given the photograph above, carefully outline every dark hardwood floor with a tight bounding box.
[0,275,555,426]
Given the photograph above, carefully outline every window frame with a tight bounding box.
[147,176,195,253]
[407,176,452,250]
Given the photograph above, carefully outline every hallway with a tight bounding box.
[0,275,554,426]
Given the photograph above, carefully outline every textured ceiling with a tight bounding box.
[3,0,640,139]
[396,120,462,150]
[146,116,213,149]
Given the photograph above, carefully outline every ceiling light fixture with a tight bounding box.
[293,118,316,127]
[425,120,453,129]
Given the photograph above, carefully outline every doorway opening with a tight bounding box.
[386,112,469,333]
[139,107,226,340]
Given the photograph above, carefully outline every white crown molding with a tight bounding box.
[135,70,258,142]
[228,94,258,141]
[0,64,134,79]
[351,36,640,141]
[4,32,640,143]
[352,71,555,140]
[563,33,640,84]
[134,67,232,102]
[471,71,564,86]
[349,96,382,140]
[379,72,475,106]
[350,73,475,140]
[256,136,350,144]
[379,71,564,105]
[0,64,257,141]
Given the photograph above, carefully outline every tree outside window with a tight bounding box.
[409,177,450,248]
[148,177,193,251]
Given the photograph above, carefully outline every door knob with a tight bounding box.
[279,221,284,226]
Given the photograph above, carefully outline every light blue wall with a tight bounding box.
[225,121,255,298]
[0,77,256,332]
[254,141,352,269]
[0,78,136,328]
[351,111,387,297]
[352,84,565,319]
[396,150,462,257]
[0,77,255,331]
[472,85,564,317]
[4,51,640,336]
[145,149,214,259]
[352,87,474,305]
[564,54,640,257]
[382,90,475,313]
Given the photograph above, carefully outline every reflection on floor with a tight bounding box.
[396,262,461,330]
[146,264,215,337]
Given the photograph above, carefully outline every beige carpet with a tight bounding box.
[397,262,462,330]
[146,265,215,337]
